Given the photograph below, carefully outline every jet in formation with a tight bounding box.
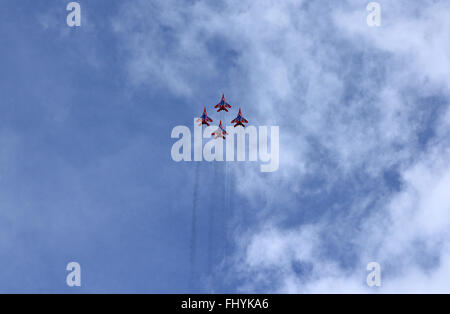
[231,108,248,128]
[196,107,213,126]
[211,120,228,139]
[214,94,232,112]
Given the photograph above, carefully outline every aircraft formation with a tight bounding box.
[196,94,249,140]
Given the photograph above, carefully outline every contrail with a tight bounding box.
[207,108,225,286]
[207,162,218,289]
[222,109,228,261]
[189,161,200,291]
[224,158,229,263]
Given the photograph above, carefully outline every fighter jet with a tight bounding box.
[231,108,248,127]
[214,94,232,112]
[196,107,213,126]
[211,120,228,139]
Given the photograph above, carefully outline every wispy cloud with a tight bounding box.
[114,0,450,292]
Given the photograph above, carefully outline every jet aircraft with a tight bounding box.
[211,120,228,139]
[231,108,248,128]
[214,94,232,112]
[196,107,213,126]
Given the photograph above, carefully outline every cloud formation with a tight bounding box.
[114,0,450,292]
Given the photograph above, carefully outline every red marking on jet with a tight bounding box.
[214,94,232,112]
[231,108,248,128]
[196,107,213,126]
[211,120,228,139]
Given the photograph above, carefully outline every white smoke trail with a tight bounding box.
[189,161,200,290]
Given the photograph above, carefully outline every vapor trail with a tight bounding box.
[208,162,218,275]
[206,162,219,293]
[224,157,229,262]
[222,106,229,263]
[189,161,200,290]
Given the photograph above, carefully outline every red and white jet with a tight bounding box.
[196,107,213,126]
[211,120,228,139]
[231,108,248,128]
[214,94,232,112]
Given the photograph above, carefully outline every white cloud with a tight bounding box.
[115,0,450,292]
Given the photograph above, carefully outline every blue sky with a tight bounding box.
[1,0,450,293]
